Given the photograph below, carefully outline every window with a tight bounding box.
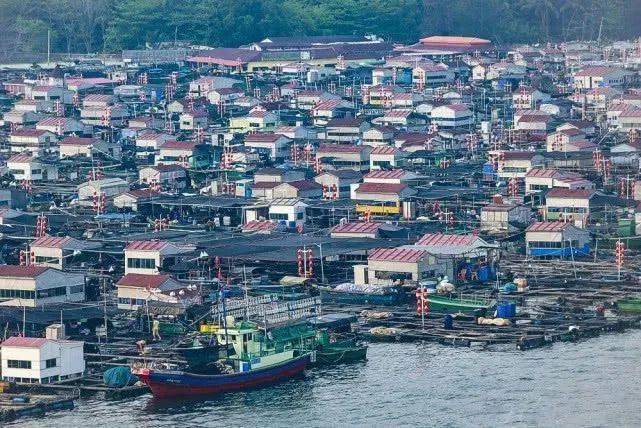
[269,213,288,221]
[127,258,156,269]
[35,256,60,265]
[8,360,31,369]
[0,289,35,300]
[296,212,304,220]
[118,297,131,305]
[37,287,67,298]
[46,358,57,368]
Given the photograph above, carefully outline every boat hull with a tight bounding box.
[137,354,310,399]
[425,295,494,315]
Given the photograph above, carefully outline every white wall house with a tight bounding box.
[0,265,85,307]
[1,336,85,384]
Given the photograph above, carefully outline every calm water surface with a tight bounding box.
[14,330,641,427]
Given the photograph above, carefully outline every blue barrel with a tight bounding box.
[509,302,517,318]
[443,314,454,329]
[497,302,517,318]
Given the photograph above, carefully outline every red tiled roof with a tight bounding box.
[125,240,169,251]
[355,182,407,194]
[526,222,571,232]
[31,236,74,249]
[331,222,380,234]
[416,233,477,247]
[0,265,49,278]
[369,247,427,263]
[116,273,170,289]
[2,337,48,348]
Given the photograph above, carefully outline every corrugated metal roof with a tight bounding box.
[546,188,595,198]
[116,273,171,289]
[416,233,477,247]
[125,240,169,251]
[369,247,427,263]
[0,265,49,278]
[242,220,277,232]
[526,222,570,232]
[364,169,406,180]
[2,337,49,348]
[355,182,407,194]
[331,222,380,234]
[31,236,74,249]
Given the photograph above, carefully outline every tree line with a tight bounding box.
[0,0,639,59]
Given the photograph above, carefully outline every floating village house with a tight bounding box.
[0,266,85,307]
[1,336,85,384]
[525,222,591,258]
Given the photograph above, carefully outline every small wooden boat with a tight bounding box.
[424,293,496,316]
[313,332,367,366]
[617,298,641,313]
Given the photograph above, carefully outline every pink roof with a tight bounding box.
[526,222,571,232]
[331,222,380,234]
[384,109,412,118]
[245,133,285,143]
[0,265,49,278]
[2,337,49,348]
[419,36,491,46]
[11,129,49,138]
[369,247,427,263]
[116,273,170,289]
[574,66,623,77]
[60,136,94,146]
[416,233,477,247]
[525,168,559,178]
[317,144,366,154]
[242,220,278,232]
[365,169,406,180]
[371,146,399,155]
[125,240,169,251]
[546,188,595,198]
[160,140,196,150]
[31,236,74,249]
[7,153,35,163]
[37,117,68,126]
[356,182,407,194]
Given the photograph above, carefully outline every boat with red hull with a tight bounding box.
[136,353,311,399]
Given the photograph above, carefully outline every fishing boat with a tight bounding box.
[171,337,232,370]
[313,331,367,365]
[135,321,311,399]
[319,283,408,306]
[616,297,641,313]
[424,293,496,316]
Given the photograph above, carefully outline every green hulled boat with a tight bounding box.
[617,298,641,313]
[424,293,496,316]
[313,332,367,366]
